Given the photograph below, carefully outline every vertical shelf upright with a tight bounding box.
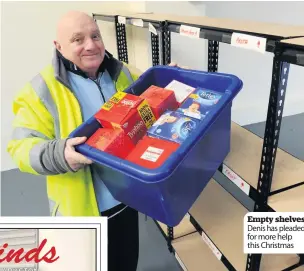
[151,32,160,66]
[246,45,291,271]
[115,16,129,63]
[161,22,171,65]
[208,40,219,72]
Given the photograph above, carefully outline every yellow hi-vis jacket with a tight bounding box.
[7,50,141,216]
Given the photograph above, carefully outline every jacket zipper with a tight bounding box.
[91,77,106,103]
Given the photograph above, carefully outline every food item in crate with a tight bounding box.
[164,80,195,105]
[140,85,178,119]
[86,128,134,159]
[95,92,156,145]
[147,111,200,144]
[177,88,223,120]
[126,135,180,169]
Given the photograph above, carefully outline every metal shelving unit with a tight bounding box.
[93,11,304,271]
[173,180,302,271]
[163,16,304,271]
[93,12,169,66]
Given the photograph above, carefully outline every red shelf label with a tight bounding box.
[222,165,250,195]
[231,33,266,53]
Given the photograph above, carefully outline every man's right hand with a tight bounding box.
[64,137,93,172]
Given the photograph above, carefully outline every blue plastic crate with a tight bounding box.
[69,66,243,226]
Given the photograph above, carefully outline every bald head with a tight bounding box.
[54,11,105,78]
[56,11,96,42]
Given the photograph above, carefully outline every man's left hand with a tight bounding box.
[168,62,189,69]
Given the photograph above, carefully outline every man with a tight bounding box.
[7,10,181,271]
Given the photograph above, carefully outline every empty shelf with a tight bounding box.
[127,13,304,38]
[189,179,300,271]
[260,254,302,271]
[280,37,304,65]
[172,232,227,271]
[268,185,304,212]
[282,37,304,47]
[115,12,167,23]
[157,214,196,239]
[94,11,141,17]
[95,12,304,38]
[224,122,304,192]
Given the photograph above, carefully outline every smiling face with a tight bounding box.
[54,11,105,78]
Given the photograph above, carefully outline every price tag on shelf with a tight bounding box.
[175,252,188,271]
[201,232,222,260]
[231,32,267,53]
[149,23,158,35]
[179,24,200,39]
[131,18,144,27]
[118,16,126,25]
[222,165,250,195]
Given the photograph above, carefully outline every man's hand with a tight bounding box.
[168,62,189,69]
[64,137,93,172]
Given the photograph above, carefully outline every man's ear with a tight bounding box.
[54,40,61,51]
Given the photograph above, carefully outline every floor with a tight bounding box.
[1,113,303,271]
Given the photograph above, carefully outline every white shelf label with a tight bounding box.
[222,164,250,195]
[180,25,200,39]
[231,33,267,53]
[131,18,144,27]
[175,252,188,271]
[149,23,158,35]
[118,16,126,25]
[201,232,222,260]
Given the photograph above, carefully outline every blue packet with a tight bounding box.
[147,111,199,144]
[177,88,223,120]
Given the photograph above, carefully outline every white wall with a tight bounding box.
[145,1,208,70]
[203,1,304,125]
[38,229,96,271]
[1,1,144,171]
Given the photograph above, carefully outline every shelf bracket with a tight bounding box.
[167,226,174,253]
[151,31,160,66]
[161,22,171,65]
[208,40,219,72]
[299,254,304,265]
[115,16,129,63]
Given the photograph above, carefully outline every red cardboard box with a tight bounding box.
[126,136,180,169]
[94,92,156,145]
[86,128,134,159]
[140,85,178,119]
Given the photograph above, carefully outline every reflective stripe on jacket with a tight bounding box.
[7,50,141,216]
